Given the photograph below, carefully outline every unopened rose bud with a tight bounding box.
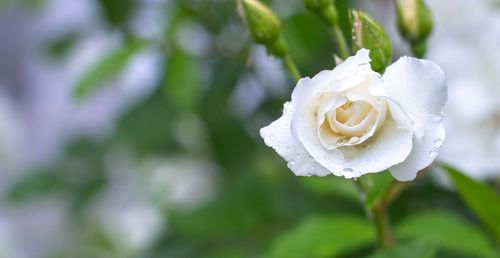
[395,0,433,43]
[351,10,393,73]
[238,0,281,46]
[410,40,426,58]
[304,0,338,26]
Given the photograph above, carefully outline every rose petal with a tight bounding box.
[383,57,447,181]
[289,50,379,174]
[317,95,346,149]
[335,118,414,178]
[295,113,413,178]
[260,102,331,176]
[390,122,445,181]
[382,56,447,132]
[291,49,376,110]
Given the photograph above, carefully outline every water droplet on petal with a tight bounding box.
[428,150,438,158]
[342,167,354,173]
[434,139,443,147]
[430,113,443,122]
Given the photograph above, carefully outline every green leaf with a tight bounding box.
[396,211,498,258]
[5,172,66,202]
[44,32,79,59]
[442,164,500,240]
[368,240,436,258]
[268,215,375,258]
[364,171,393,209]
[74,39,146,98]
[96,0,136,27]
[164,47,201,110]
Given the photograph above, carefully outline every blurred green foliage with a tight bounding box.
[396,211,498,258]
[97,0,136,28]
[75,39,147,98]
[165,46,202,111]
[268,215,375,258]
[443,165,500,240]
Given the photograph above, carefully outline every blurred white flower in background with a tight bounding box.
[0,89,23,173]
[427,0,500,179]
[0,200,68,258]
[94,150,217,252]
[95,150,164,253]
[141,155,217,211]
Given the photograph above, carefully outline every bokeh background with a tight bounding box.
[0,0,498,258]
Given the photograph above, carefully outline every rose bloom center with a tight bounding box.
[318,98,383,149]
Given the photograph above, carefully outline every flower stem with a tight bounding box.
[354,176,408,250]
[372,180,407,249]
[332,26,350,59]
[282,53,302,82]
[373,205,395,249]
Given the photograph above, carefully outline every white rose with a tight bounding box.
[260,49,447,181]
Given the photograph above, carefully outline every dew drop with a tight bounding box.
[430,113,443,122]
[434,139,443,147]
[428,150,438,158]
[342,167,354,173]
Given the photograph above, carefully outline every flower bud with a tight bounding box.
[238,0,281,46]
[350,10,393,73]
[267,37,287,57]
[394,0,433,43]
[410,40,426,58]
[304,0,338,26]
